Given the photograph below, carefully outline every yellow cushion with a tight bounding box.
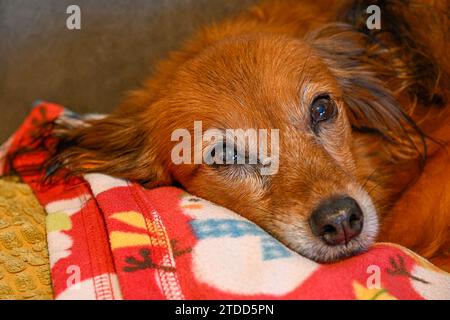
[0,177,52,300]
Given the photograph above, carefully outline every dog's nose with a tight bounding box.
[309,196,363,245]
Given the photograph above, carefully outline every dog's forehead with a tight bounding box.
[179,34,334,91]
[168,35,341,130]
[212,36,310,70]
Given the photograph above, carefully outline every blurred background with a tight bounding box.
[0,0,257,141]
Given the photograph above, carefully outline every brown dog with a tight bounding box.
[51,0,450,270]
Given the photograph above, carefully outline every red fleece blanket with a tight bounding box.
[1,102,449,300]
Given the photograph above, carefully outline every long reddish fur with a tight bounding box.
[49,0,450,270]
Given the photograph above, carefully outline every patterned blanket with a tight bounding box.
[1,102,449,300]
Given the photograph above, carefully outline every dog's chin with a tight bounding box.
[298,236,374,263]
[280,228,377,263]
[271,216,378,263]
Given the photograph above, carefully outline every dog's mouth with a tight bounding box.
[305,236,373,263]
[279,223,377,263]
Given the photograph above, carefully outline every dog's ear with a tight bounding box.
[307,24,426,159]
[51,110,172,188]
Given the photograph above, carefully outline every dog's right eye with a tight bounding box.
[310,95,337,129]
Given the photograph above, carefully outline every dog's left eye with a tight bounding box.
[310,95,337,126]
[207,142,243,165]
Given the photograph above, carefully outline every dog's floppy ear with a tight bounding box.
[307,23,426,160]
[51,109,172,188]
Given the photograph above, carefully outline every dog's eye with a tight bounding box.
[208,142,243,165]
[310,95,337,126]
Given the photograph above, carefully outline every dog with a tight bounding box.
[50,0,450,270]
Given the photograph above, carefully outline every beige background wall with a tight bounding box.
[0,0,257,141]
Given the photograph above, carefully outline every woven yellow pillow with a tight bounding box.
[0,177,52,300]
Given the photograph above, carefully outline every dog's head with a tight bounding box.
[53,26,423,262]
